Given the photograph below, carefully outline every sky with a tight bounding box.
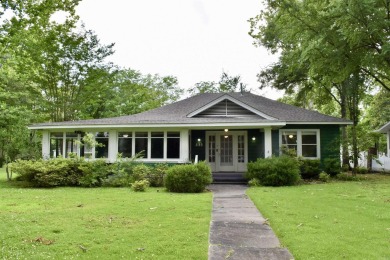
[75,0,283,99]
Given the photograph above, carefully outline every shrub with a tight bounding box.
[318,171,330,182]
[147,163,168,187]
[78,160,112,187]
[131,179,150,192]
[246,155,301,186]
[164,161,212,193]
[336,172,361,181]
[248,178,261,187]
[323,158,341,176]
[355,166,368,174]
[12,158,83,187]
[299,159,321,179]
[131,164,151,182]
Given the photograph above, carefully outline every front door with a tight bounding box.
[206,131,247,172]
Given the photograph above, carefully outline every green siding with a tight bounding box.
[190,130,206,161]
[248,130,264,161]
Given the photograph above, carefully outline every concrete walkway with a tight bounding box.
[208,185,293,260]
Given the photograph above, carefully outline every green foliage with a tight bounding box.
[299,159,321,179]
[355,166,368,174]
[131,164,151,182]
[318,172,330,183]
[246,156,301,186]
[336,173,361,181]
[164,162,212,193]
[248,178,261,187]
[323,158,341,176]
[131,179,150,192]
[147,163,168,187]
[12,158,83,187]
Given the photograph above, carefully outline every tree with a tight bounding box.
[188,71,247,95]
[79,68,183,119]
[249,0,388,172]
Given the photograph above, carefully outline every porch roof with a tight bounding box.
[377,121,390,133]
[29,92,352,130]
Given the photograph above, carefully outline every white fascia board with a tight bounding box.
[376,121,390,133]
[287,121,353,125]
[28,121,287,130]
[186,94,277,120]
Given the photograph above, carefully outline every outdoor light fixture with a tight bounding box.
[289,134,294,138]
[224,129,229,132]
[196,138,203,147]
[252,136,256,141]
[224,135,229,139]
[123,134,129,138]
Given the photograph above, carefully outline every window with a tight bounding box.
[208,135,216,162]
[50,132,63,158]
[65,132,78,156]
[238,135,245,163]
[95,132,109,158]
[167,132,180,159]
[151,132,164,159]
[280,130,320,159]
[135,132,148,158]
[302,131,318,157]
[118,132,132,158]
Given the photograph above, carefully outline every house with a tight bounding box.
[29,92,351,172]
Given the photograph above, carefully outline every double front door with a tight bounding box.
[206,131,247,172]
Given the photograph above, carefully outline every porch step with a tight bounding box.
[212,172,248,184]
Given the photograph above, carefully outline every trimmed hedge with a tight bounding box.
[299,159,321,179]
[246,156,301,186]
[164,161,212,193]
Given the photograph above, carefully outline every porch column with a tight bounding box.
[264,127,272,158]
[42,130,50,160]
[108,130,118,163]
[180,129,189,163]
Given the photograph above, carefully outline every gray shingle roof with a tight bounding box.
[30,92,351,128]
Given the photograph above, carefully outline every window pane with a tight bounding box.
[302,145,317,157]
[118,138,132,158]
[302,132,317,144]
[167,132,180,138]
[50,138,63,158]
[238,135,245,163]
[282,131,297,145]
[95,138,109,158]
[118,132,132,138]
[135,138,148,157]
[151,138,164,158]
[208,135,216,163]
[151,132,164,138]
[136,132,148,138]
[167,138,180,158]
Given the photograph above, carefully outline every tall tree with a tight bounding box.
[249,0,387,171]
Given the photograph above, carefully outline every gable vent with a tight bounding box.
[194,99,264,118]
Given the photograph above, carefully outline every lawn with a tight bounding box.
[0,168,212,259]
[247,174,390,260]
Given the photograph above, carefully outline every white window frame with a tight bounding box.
[118,130,181,162]
[279,129,320,159]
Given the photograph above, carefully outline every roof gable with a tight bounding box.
[187,94,276,120]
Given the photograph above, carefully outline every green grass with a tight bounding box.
[247,174,390,260]
[0,168,212,259]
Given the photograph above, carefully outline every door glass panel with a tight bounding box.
[208,135,216,163]
[220,135,233,166]
[238,135,245,163]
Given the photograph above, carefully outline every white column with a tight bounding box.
[264,127,272,158]
[108,130,118,163]
[42,130,50,160]
[180,129,189,163]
